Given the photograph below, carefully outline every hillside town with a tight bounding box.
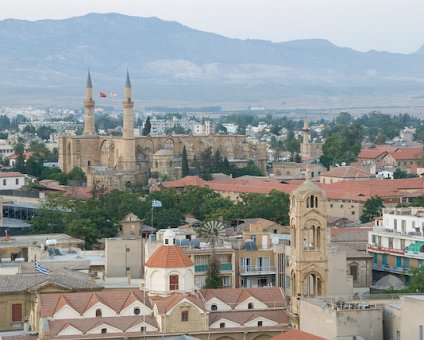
[0,72,422,340]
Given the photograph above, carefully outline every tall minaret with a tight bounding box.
[122,71,136,171]
[83,71,96,136]
[300,116,310,156]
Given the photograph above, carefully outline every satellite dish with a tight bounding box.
[272,237,279,245]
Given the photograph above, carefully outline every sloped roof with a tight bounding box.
[145,245,194,268]
[0,271,101,294]
[272,329,326,340]
[333,243,372,259]
[320,166,375,179]
[200,287,286,309]
[40,290,150,317]
[209,309,288,326]
[388,147,423,160]
[0,171,26,178]
[46,315,158,337]
[153,293,205,314]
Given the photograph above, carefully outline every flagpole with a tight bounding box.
[151,205,154,229]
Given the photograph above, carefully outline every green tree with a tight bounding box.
[36,125,56,140]
[197,146,213,180]
[204,256,222,288]
[335,112,352,126]
[408,266,424,292]
[67,167,86,185]
[393,168,419,179]
[360,196,385,223]
[142,116,151,136]
[182,145,189,177]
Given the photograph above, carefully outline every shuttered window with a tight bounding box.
[12,304,22,322]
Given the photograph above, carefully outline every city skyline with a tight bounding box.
[0,0,423,54]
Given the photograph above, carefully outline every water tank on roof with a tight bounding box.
[46,239,57,246]
[191,239,201,249]
[14,258,25,262]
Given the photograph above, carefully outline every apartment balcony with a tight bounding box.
[194,263,232,273]
[367,245,405,255]
[371,227,424,240]
[372,263,411,275]
[239,265,276,276]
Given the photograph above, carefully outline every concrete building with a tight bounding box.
[0,172,28,190]
[368,207,424,282]
[299,299,383,340]
[105,238,144,279]
[383,295,424,340]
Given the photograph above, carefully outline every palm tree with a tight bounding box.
[197,220,226,288]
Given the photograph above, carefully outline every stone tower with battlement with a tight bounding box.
[289,177,328,315]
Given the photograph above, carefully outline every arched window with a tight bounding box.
[170,274,179,291]
[303,273,323,297]
[316,226,321,249]
[211,304,218,311]
[248,302,254,310]
[95,308,102,317]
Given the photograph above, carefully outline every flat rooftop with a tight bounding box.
[0,233,83,248]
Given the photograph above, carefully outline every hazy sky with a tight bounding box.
[1,0,423,54]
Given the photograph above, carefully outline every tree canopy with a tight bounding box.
[360,196,385,223]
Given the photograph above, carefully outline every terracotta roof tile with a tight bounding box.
[46,315,158,337]
[320,166,375,179]
[153,293,205,314]
[0,171,26,178]
[40,290,150,317]
[145,245,194,268]
[200,287,286,309]
[272,329,326,340]
[210,309,289,326]
[388,147,423,160]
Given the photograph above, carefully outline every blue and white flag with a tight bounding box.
[35,262,49,275]
[152,199,162,208]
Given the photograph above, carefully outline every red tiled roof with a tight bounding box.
[210,309,288,326]
[200,287,286,309]
[320,166,375,179]
[0,171,26,178]
[155,293,205,314]
[145,245,194,268]
[40,290,150,317]
[388,147,423,160]
[8,151,32,160]
[272,329,326,340]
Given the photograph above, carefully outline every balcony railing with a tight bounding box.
[372,227,424,239]
[367,245,405,255]
[239,265,276,275]
[194,263,233,273]
[372,263,411,275]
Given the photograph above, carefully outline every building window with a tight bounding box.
[350,264,358,282]
[15,178,19,185]
[134,308,141,315]
[211,304,218,311]
[11,304,22,322]
[419,325,423,340]
[165,239,169,244]
[101,328,107,334]
[3,179,5,185]
[220,322,225,328]
[181,311,189,321]
[258,321,263,327]
[396,330,400,340]
[140,326,146,332]
[170,274,179,291]
[95,308,102,317]
[248,302,254,309]
[394,219,397,230]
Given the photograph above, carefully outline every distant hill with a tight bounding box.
[0,13,424,109]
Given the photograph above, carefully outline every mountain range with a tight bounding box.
[0,12,424,109]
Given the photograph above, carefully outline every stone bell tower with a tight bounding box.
[83,71,96,136]
[300,116,310,157]
[121,71,136,171]
[289,173,328,315]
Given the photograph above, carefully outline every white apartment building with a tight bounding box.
[368,207,424,278]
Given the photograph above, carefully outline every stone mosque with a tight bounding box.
[58,72,267,189]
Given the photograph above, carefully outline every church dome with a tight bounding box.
[293,179,323,195]
[145,245,194,268]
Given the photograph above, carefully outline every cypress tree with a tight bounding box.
[182,145,189,177]
[142,116,151,136]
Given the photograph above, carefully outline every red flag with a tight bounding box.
[99,92,107,98]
